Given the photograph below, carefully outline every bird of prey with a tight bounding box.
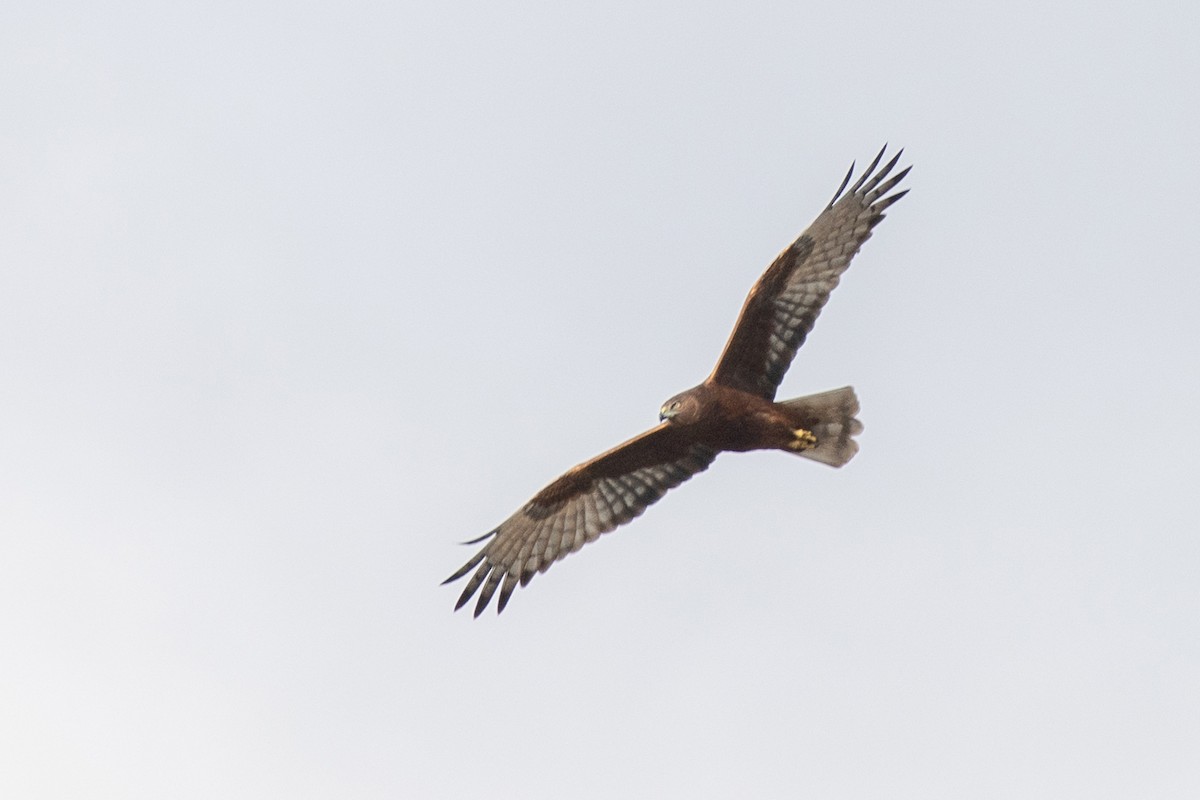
[445,146,910,616]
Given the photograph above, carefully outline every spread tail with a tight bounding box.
[779,386,863,468]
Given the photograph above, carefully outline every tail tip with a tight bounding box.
[780,386,863,468]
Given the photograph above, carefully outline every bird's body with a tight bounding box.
[661,383,813,452]
[445,147,910,616]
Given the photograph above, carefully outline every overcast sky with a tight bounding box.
[4,1,1199,798]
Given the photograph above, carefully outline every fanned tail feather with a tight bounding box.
[779,386,863,467]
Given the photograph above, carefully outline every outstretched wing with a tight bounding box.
[444,424,717,616]
[709,146,910,399]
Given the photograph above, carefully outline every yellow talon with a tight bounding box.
[789,428,817,451]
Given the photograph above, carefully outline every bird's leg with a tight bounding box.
[787,427,818,452]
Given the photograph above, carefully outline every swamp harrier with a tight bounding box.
[445,146,910,616]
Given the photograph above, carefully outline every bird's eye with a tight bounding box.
[671,401,681,410]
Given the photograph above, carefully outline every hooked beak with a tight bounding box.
[659,407,676,423]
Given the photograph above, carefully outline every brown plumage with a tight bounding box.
[445,146,910,616]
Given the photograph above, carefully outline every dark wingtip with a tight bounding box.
[849,144,889,194]
[881,164,913,192]
[873,187,909,214]
[472,573,502,617]
[453,589,472,611]
[860,150,903,195]
[460,529,498,546]
[442,550,486,585]
[449,560,492,613]
[828,161,855,207]
[496,574,518,613]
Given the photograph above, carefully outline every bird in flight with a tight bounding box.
[445,146,910,616]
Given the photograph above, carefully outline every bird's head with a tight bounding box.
[659,390,700,423]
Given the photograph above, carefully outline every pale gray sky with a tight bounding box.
[3,1,1199,797]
